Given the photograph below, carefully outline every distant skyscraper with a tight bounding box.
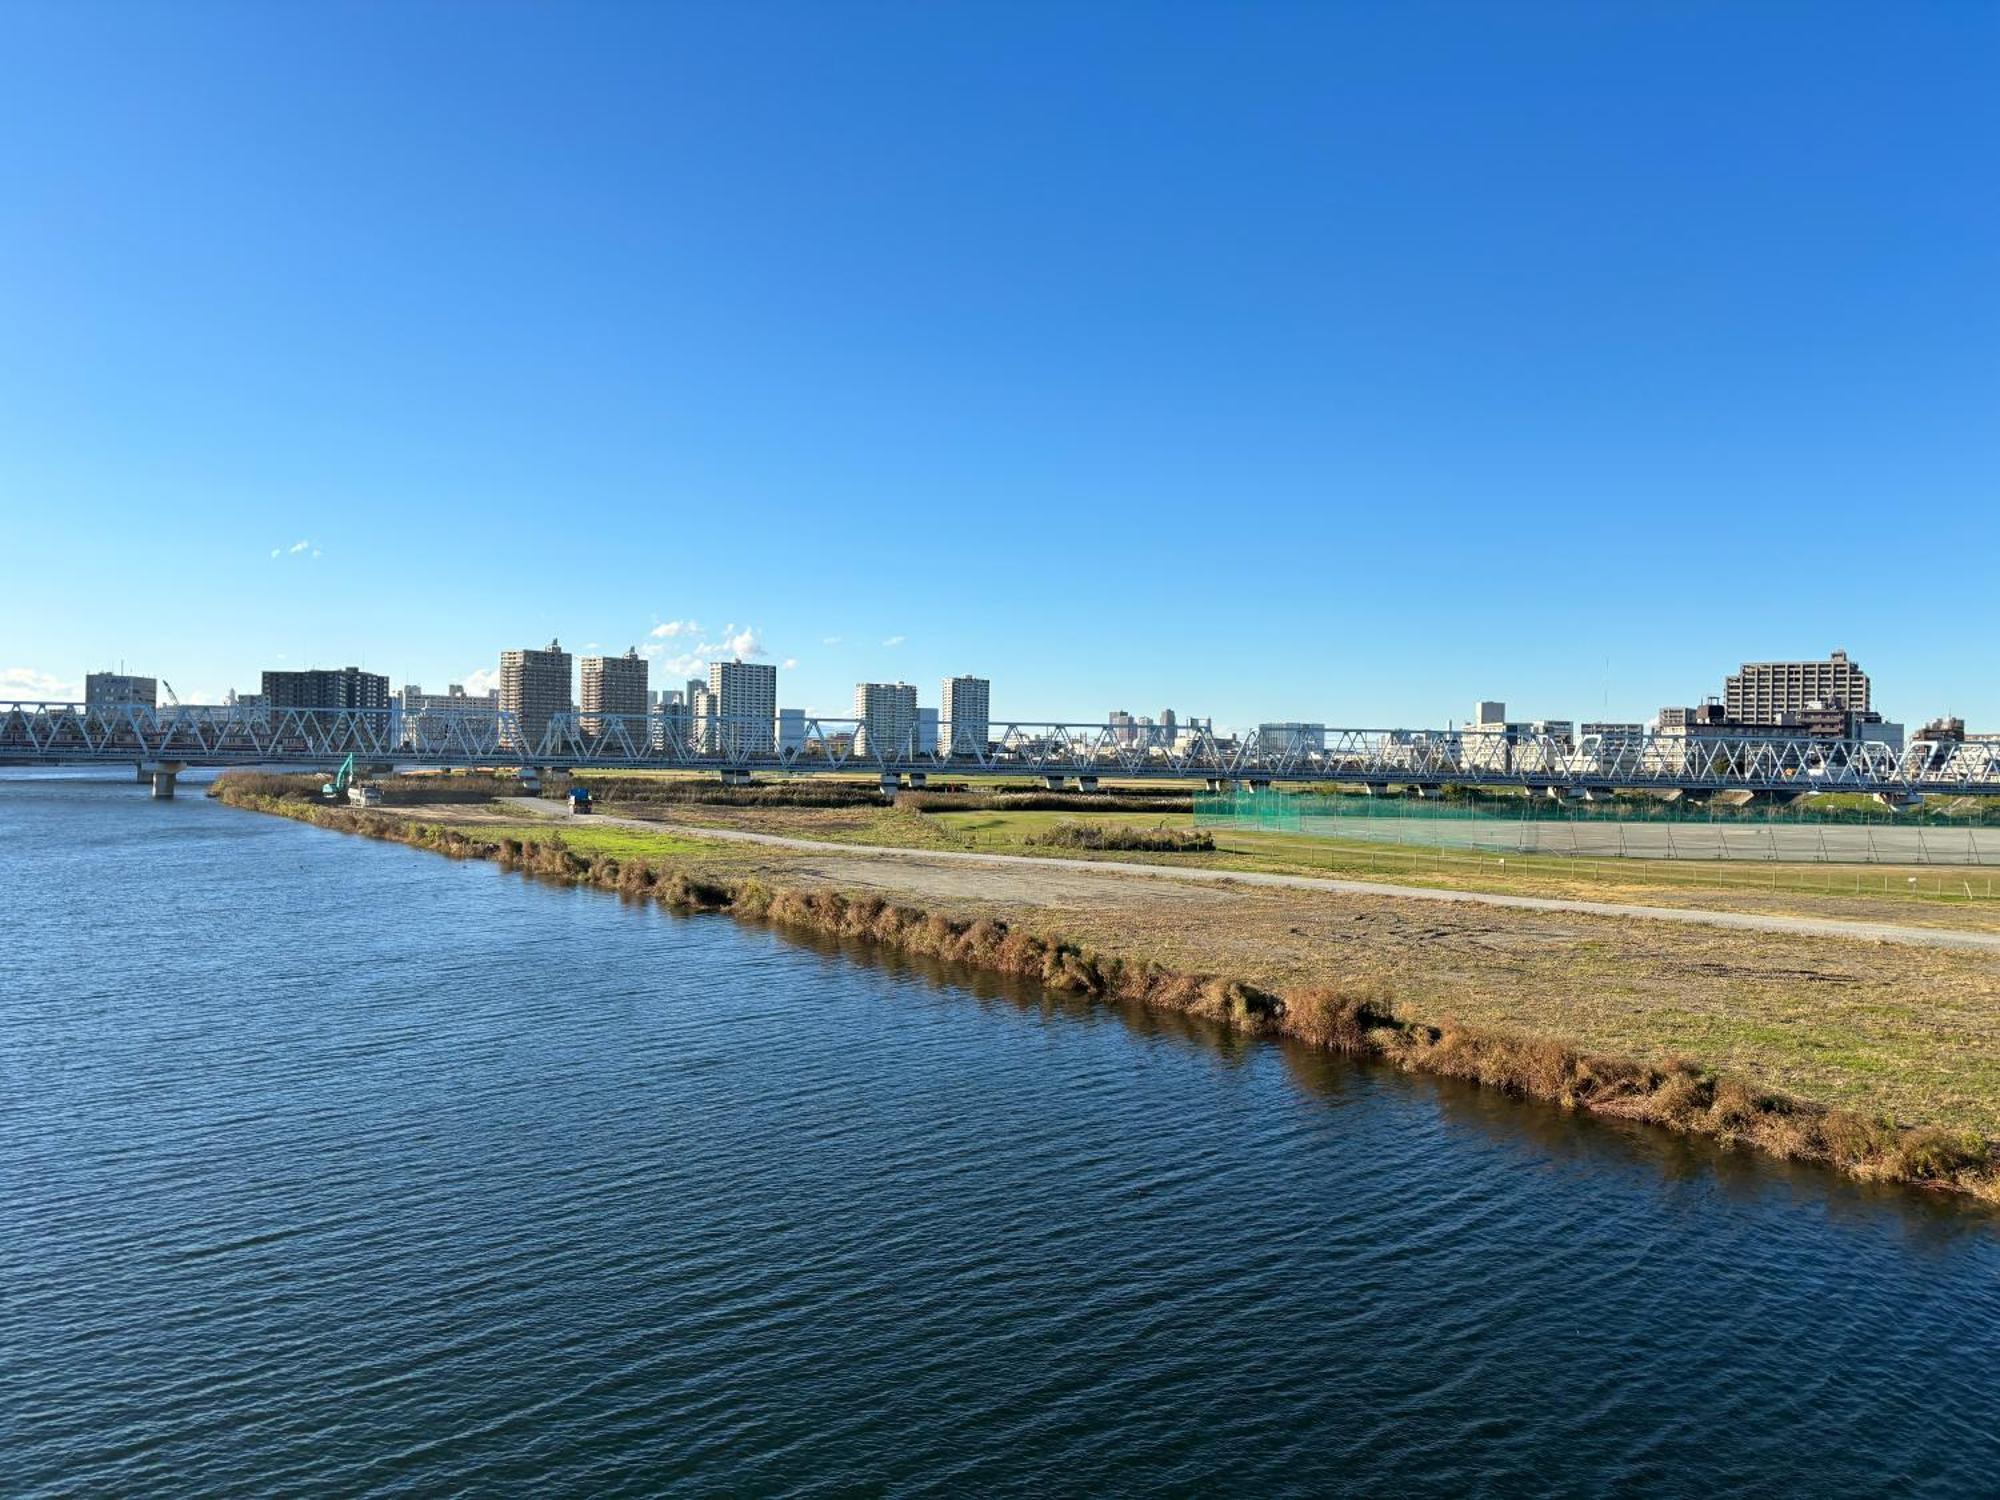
[706,659,777,755]
[1108,709,1136,745]
[500,639,572,751]
[580,647,648,734]
[940,675,990,756]
[853,682,918,758]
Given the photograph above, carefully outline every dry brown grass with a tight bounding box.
[208,776,2000,1202]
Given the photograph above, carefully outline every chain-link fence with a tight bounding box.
[1194,789,2000,865]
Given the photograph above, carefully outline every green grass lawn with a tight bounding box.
[469,821,722,861]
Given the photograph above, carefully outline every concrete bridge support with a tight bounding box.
[907,772,927,790]
[1043,774,1066,791]
[1075,775,1100,793]
[879,772,900,797]
[719,768,752,787]
[142,761,185,799]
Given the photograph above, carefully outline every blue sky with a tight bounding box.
[2,2,1993,729]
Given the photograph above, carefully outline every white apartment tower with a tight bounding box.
[940,675,991,755]
[853,681,918,758]
[704,659,777,755]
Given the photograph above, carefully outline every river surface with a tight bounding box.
[5,773,1998,1497]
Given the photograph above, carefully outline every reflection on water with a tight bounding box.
[5,774,1998,1498]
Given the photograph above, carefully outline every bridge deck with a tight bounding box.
[5,703,1998,797]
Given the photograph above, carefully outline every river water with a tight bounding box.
[4,774,1998,1497]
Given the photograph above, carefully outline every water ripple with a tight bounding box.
[3,775,1998,1499]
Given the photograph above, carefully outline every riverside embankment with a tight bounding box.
[207,774,2000,1203]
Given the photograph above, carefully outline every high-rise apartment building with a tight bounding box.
[854,681,918,758]
[84,673,157,711]
[261,667,391,713]
[940,675,990,755]
[1725,650,1870,721]
[580,647,648,734]
[705,659,777,755]
[500,639,573,751]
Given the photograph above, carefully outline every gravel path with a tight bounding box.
[500,799,2000,954]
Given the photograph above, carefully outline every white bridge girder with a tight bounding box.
[3,703,1998,797]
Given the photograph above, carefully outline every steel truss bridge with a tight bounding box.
[5,701,1999,799]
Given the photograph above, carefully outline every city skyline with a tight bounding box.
[47,642,1973,744]
[3,6,1995,726]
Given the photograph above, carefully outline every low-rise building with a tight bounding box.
[1257,722,1326,755]
[777,707,806,754]
[400,683,500,748]
[84,673,158,711]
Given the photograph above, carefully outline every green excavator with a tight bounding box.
[322,753,356,800]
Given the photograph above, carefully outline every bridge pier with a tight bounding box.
[719,768,752,787]
[142,761,185,799]
[1204,777,1227,794]
[879,771,900,797]
[906,771,927,790]
[1245,777,1272,794]
[1043,774,1065,791]
[1075,775,1100,793]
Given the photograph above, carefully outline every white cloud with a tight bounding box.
[289,539,311,554]
[460,667,500,695]
[882,634,906,647]
[272,539,319,560]
[270,548,280,559]
[1,666,81,700]
[821,636,842,646]
[642,621,775,676]
[781,658,798,670]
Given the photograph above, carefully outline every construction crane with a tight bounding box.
[160,680,182,709]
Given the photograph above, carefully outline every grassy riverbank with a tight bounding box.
[616,799,2000,934]
[209,775,2000,1203]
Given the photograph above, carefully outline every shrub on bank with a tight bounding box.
[1024,820,1216,853]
